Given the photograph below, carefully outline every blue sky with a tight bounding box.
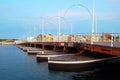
[0,0,120,39]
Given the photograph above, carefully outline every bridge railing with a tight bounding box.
[70,33,120,42]
[70,33,120,48]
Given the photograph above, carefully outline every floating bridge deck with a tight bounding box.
[18,42,120,56]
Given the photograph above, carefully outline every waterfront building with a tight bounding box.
[114,36,120,42]
[101,32,111,42]
[91,34,99,42]
[45,34,53,42]
[53,36,58,42]
[73,34,86,42]
[15,40,23,44]
[1,40,16,44]
[60,34,69,42]
[84,36,91,42]
[36,34,43,42]
[68,35,75,42]
[27,37,36,42]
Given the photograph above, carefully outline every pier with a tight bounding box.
[1,0,120,79]
[16,39,120,72]
[14,0,120,72]
[18,42,120,56]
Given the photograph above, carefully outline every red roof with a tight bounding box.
[104,33,111,37]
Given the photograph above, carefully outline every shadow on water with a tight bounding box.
[48,58,120,80]
[71,60,120,80]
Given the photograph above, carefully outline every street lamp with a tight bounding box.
[41,17,58,42]
[46,15,73,42]
[39,17,55,50]
[63,3,95,44]
[58,16,61,42]
[91,0,95,44]
[45,15,62,42]
[40,17,58,52]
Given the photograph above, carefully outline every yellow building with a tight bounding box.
[45,34,53,42]
[91,34,99,42]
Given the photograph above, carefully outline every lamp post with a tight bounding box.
[91,0,95,44]
[110,32,114,54]
[39,17,53,51]
[111,32,114,47]
[45,15,62,42]
[70,23,73,42]
[46,15,72,42]
[118,35,120,42]
[41,17,58,52]
[63,3,95,44]
[41,19,45,51]
[58,16,61,42]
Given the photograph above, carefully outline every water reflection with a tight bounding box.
[0,45,120,80]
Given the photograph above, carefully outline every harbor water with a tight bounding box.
[0,45,120,80]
